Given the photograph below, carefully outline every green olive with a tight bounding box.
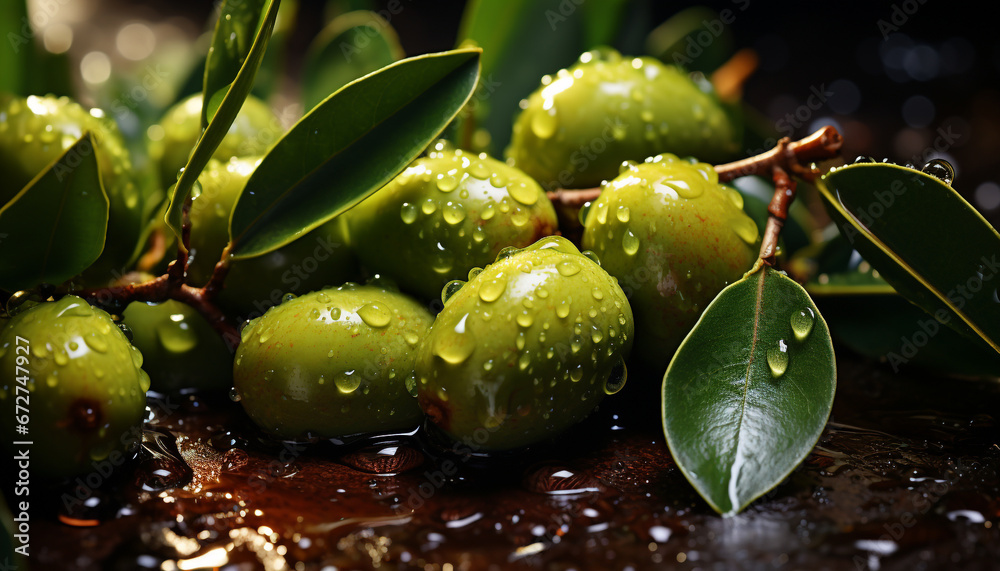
[581,155,758,371]
[415,236,633,451]
[0,296,148,478]
[0,95,144,283]
[506,48,739,190]
[187,157,359,319]
[122,299,233,392]
[233,283,433,439]
[149,93,279,193]
[344,141,558,300]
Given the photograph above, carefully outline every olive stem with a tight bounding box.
[545,126,843,209]
[72,196,240,346]
[759,165,796,266]
[201,245,233,303]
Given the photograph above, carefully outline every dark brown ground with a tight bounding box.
[17,349,1000,571]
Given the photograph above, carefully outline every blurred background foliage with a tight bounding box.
[11,0,1000,229]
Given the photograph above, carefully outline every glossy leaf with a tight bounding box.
[228,48,481,260]
[804,237,1000,377]
[203,0,268,126]
[301,10,404,112]
[663,262,836,516]
[164,0,280,239]
[0,133,109,291]
[456,0,584,153]
[816,162,1000,354]
[0,0,29,95]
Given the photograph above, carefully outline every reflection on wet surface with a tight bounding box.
[21,354,1000,570]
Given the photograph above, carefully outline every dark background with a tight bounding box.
[88,0,1000,222]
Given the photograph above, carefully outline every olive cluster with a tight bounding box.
[1,48,760,475]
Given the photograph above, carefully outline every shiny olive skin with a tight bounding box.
[344,142,558,300]
[187,157,359,319]
[506,48,739,190]
[233,283,433,439]
[149,93,279,192]
[415,236,633,451]
[581,155,758,372]
[123,299,233,392]
[0,95,144,282]
[0,296,149,478]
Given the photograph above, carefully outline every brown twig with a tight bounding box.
[73,197,239,345]
[759,165,797,266]
[546,126,843,218]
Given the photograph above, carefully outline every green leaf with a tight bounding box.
[456,0,584,153]
[803,237,1000,377]
[581,0,630,48]
[663,262,836,516]
[203,0,267,127]
[228,48,481,260]
[301,10,404,113]
[816,162,1000,355]
[164,0,280,240]
[0,0,29,95]
[646,6,735,73]
[0,133,109,291]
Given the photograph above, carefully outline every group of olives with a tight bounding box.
[0,48,761,478]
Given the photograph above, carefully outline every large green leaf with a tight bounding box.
[456,0,584,153]
[663,262,836,516]
[804,237,1000,377]
[228,48,482,260]
[816,162,1000,354]
[0,133,109,291]
[0,0,29,95]
[164,0,281,239]
[301,10,404,113]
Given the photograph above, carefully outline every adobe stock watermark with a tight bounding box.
[545,0,585,31]
[884,254,1000,372]
[746,83,834,155]
[6,0,72,54]
[59,396,181,514]
[852,475,950,571]
[838,125,963,247]
[668,0,752,67]
[877,0,929,40]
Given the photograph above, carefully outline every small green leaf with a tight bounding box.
[203,0,268,127]
[227,48,481,260]
[164,0,281,240]
[663,262,836,516]
[0,0,29,95]
[301,10,404,113]
[816,162,1000,355]
[0,133,109,291]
